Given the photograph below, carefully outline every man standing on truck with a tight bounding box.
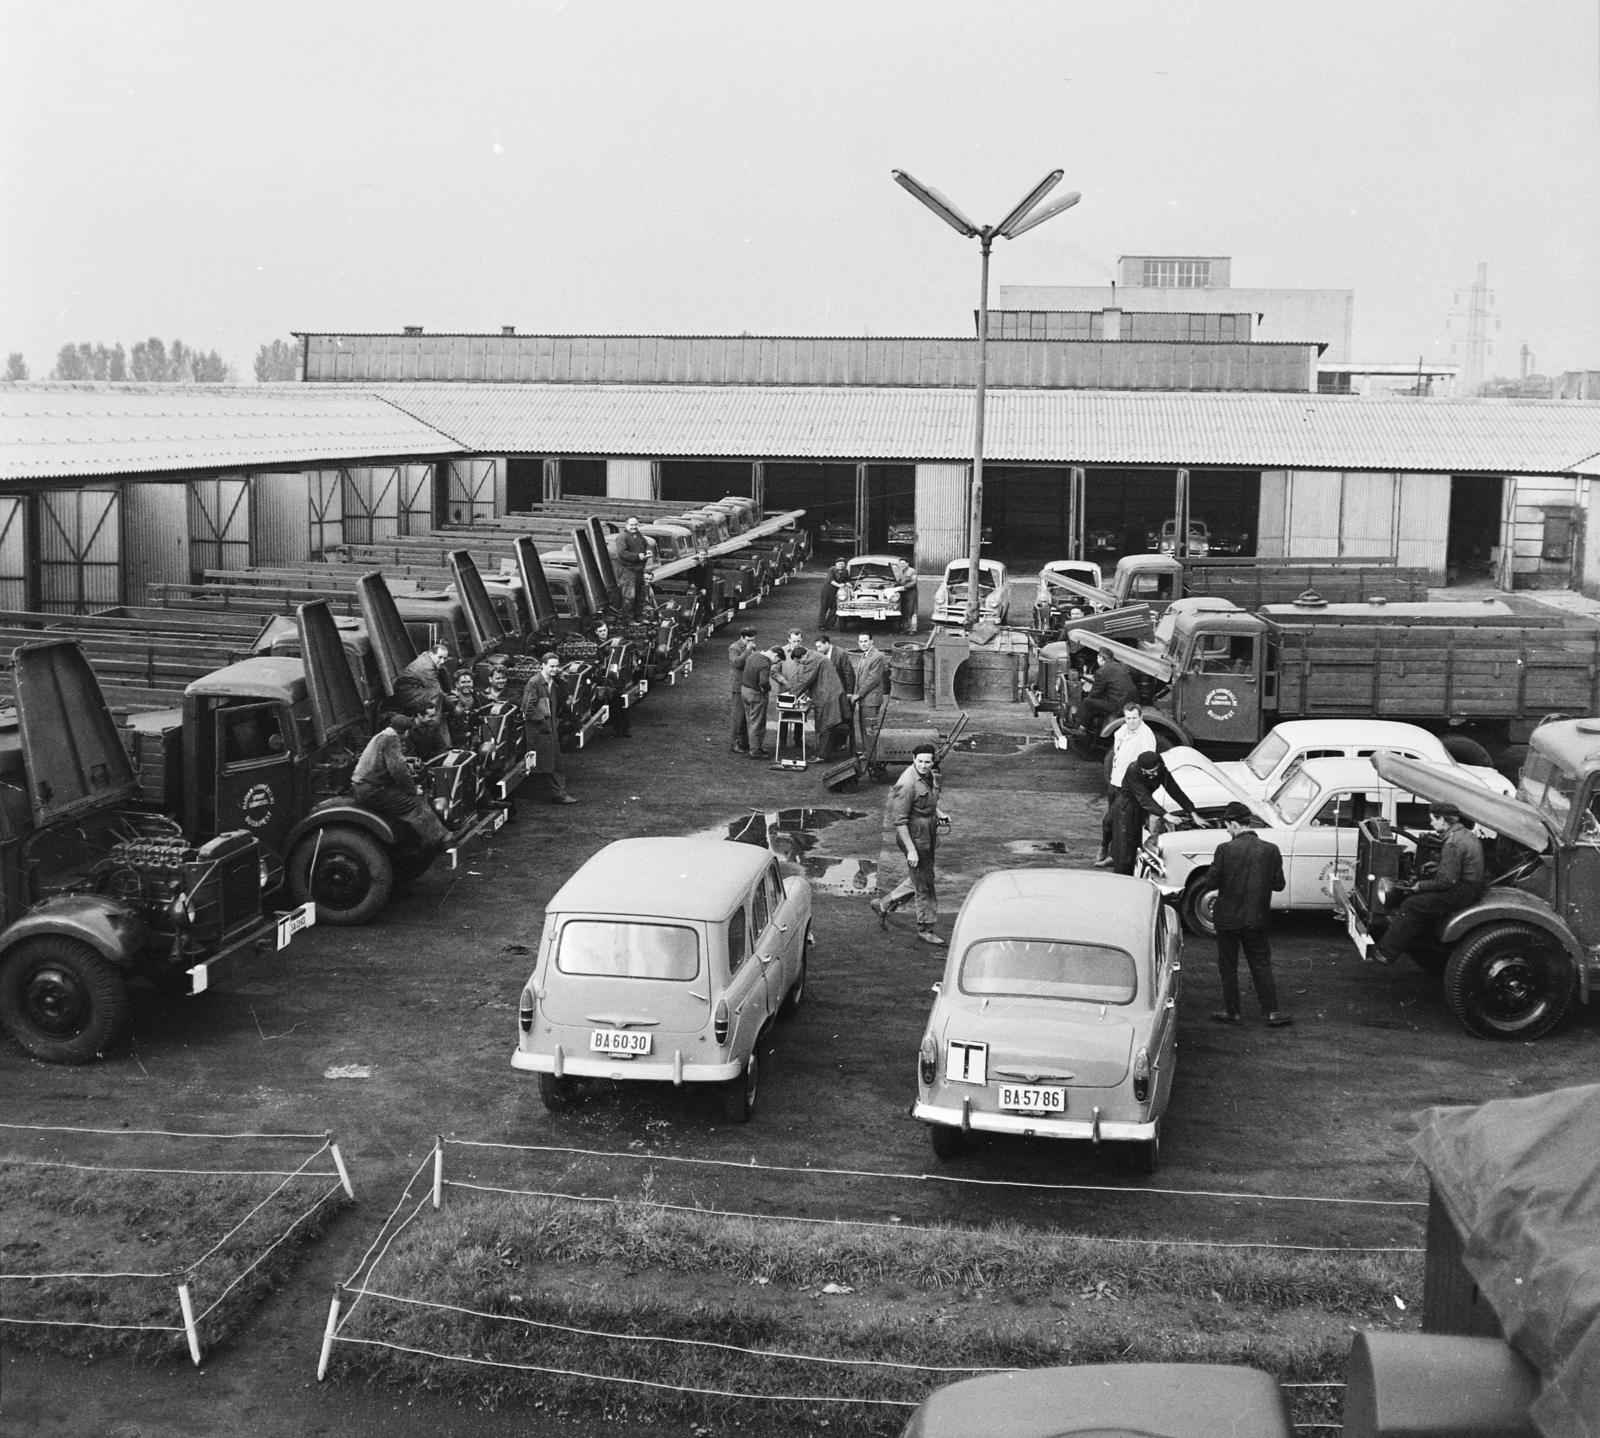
[1208,801,1292,1027]
[522,652,577,805]
[1374,803,1486,966]
[871,743,951,946]
[352,713,451,849]
[617,516,652,620]
[728,626,757,753]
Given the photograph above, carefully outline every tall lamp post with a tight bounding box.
[892,169,1080,626]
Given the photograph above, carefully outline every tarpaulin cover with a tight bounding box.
[1411,1084,1600,1438]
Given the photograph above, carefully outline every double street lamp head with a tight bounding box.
[891,168,1079,242]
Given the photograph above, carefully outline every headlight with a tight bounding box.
[433,797,449,815]
[918,1033,938,1086]
[168,892,192,926]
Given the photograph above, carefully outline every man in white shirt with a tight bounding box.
[1094,701,1157,868]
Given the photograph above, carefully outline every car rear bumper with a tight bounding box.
[511,1047,741,1084]
[912,1098,1155,1142]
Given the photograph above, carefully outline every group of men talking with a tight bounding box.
[728,626,889,762]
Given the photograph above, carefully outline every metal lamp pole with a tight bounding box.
[892,169,1081,626]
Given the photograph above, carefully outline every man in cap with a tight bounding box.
[871,743,950,945]
[728,626,757,753]
[1113,747,1198,875]
[1374,802,1486,966]
[1207,801,1292,1027]
[351,713,450,850]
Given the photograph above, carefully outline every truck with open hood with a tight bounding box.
[0,641,313,1062]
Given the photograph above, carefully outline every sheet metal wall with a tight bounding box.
[37,488,120,613]
[0,497,27,611]
[123,482,189,602]
[446,459,499,525]
[607,459,655,500]
[1397,474,1451,578]
[188,476,252,576]
[253,471,312,565]
[303,333,1317,392]
[308,471,343,558]
[914,464,970,571]
[397,463,437,533]
[341,466,402,545]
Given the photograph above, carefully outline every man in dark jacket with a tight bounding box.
[521,652,576,804]
[1374,802,1486,966]
[1207,801,1291,1026]
[1112,749,1197,874]
[728,626,757,752]
[819,558,850,627]
[814,633,856,755]
[352,713,450,849]
[1080,654,1139,737]
[617,517,652,619]
[740,645,778,760]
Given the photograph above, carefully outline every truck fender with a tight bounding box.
[0,895,148,969]
[1439,892,1588,996]
[1142,711,1193,749]
[284,804,399,855]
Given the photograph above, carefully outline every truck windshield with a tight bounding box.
[959,939,1136,1005]
[851,563,897,583]
[1519,751,1582,834]
[1245,732,1290,781]
[1270,769,1321,824]
[555,921,699,981]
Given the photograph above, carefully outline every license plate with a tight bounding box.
[999,1084,1065,1113]
[491,808,508,832]
[1347,904,1372,958]
[276,903,316,950]
[639,678,649,694]
[524,752,537,773]
[590,1028,652,1055]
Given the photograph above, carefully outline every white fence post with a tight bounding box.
[432,1136,444,1210]
[330,1142,354,1200]
[177,1282,202,1366]
[316,1285,343,1381]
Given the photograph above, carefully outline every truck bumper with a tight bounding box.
[444,805,510,869]
[187,901,317,996]
[663,658,692,686]
[1334,881,1377,960]
[494,750,538,801]
[511,1047,740,1084]
[616,680,648,709]
[911,1098,1156,1143]
[570,705,610,749]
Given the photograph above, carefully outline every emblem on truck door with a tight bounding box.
[242,783,275,828]
[1204,688,1239,723]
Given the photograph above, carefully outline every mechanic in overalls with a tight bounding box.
[871,743,951,946]
[351,713,450,849]
[1374,802,1486,965]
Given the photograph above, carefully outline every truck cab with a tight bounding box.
[0,641,311,1063]
[1109,554,1186,616]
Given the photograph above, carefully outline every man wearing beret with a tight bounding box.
[1374,801,1486,967]
[1207,800,1292,1027]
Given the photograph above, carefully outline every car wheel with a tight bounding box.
[0,937,129,1064]
[1444,923,1575,1039]
[778,941,808,1019]
[538,1073,579,1111]
[288,826,394,927]
[929,1123,965,1160]
[1179,879,1219,938]
[1126,1123,1161,1176]
[1440,733,1495,768]
[722,1046,760,1122]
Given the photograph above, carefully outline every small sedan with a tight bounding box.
[835,554,919,632]
[913,870,1180,1173]
[933,559,1010,626]
[512,837,812,1122]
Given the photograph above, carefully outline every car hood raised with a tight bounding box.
[935,1000,1135,1088]
[1161,747,1275,823]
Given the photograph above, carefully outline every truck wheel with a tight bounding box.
[1440,734,1494,768]
[1444,923,1575,1039]
[1179,879,1219,938]
[288,826,393,927]
[722,1047,760,1122]
[0,937,128,1064]
[929,1123,965,1160]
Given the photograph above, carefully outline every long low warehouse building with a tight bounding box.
[4,376,1600,610]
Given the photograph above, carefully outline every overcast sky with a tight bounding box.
[2,0,1596,379]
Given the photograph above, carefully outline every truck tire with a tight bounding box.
[1440,734,1494,768]
[1444,922,1575,1040]
[288,826,393,927]
[0,937,129,1064]
[1179,878,1219,938]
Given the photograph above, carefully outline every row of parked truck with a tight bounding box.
[0,496,805,1064]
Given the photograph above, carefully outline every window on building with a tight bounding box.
[1142,260,1211,289]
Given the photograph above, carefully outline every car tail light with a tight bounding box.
[713,999,729,1045]
[1132,1046,1151,1102]
[518,987,536,1034]
[918,1033,938,1087]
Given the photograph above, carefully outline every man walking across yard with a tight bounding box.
[871,743,950,946]
[1208,800,1292,1027]
[728,626,757,752]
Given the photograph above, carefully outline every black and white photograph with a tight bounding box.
[2,3,1599,1435]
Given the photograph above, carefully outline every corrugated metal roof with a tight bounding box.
[377,384,1600,475]
[0,383,463,481]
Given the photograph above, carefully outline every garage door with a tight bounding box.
[308,471,343,558]
[188,477,252,577]
[341,467,401,545]
[37,489,120,613]
[446,459,499,524]
[0,496,28,610]
[398,464,436,535]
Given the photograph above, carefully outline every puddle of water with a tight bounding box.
[687,809,876,896]
[1005,840,1071,855]
[800,855,879,896]
[949,733,1040,754]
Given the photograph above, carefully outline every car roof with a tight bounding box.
[1284,757,1386,789]
[953,870,1157,950]
[547,838,772,921]
[848,554,902,567]
[1263,720,1446,754]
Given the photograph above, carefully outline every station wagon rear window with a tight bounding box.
[555,921,699,981]
[959,940,1137,1005]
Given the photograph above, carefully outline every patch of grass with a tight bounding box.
[0,1154,350,1361]
[333,1191,1414,1434]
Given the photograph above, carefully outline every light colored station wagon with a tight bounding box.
[512,837,812,1121]
[913,869,1180,1174]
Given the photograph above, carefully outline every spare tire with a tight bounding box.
[1440,733,1494,768]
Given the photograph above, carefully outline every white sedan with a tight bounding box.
[1161,719,1515,811]
[933,559,1010,626]
[1137,754,1496,937]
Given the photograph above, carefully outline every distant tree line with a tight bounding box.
[253,338,299,382]
[3,338,299,384]
[4,354,25,381]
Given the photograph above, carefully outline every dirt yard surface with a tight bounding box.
[5,569,1597,1436]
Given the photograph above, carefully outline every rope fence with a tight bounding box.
[0,1122,355,1364]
